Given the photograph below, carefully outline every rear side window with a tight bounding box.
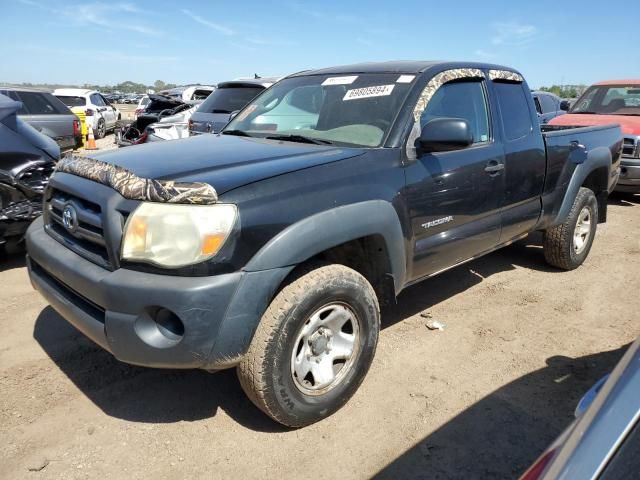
[15,91,67,115]
[0,90,28,114]
[420,80,490,144]
[198,86,264,114]
[494,83,533,140]
[539,94,557,113]
[56,95,86,107]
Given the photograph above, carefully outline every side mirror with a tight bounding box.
[416,118,473,154]
[560,100,571,112]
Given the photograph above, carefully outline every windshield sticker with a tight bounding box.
[396,75,416,83]
[235,104,257,122]
[343,85,395,101]
[322,76,358,86]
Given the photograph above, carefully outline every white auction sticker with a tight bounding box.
[343,84,395,101]
[396,75,415,83]
[322,76,358,86]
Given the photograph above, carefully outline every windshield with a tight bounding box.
[224,73,415,147]
[198,85,264,114]
[570,84,640,115]
[55,95,86,107]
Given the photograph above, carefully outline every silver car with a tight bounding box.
[521,336,640,479]
[0,87,80,152]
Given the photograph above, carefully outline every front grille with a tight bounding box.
[45,188,112,269]
[622,137,639,158]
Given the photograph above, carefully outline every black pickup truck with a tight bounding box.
[25,61,622,427]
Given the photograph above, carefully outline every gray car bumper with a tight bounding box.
[616,157,640,193]
[26,217,292,369]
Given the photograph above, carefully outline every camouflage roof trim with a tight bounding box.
[412,68,485,122]
[488,69,524,83]
[54,155,218,205]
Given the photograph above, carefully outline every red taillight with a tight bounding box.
[85,109,94,116]
[73,119,80,136]
[519,448,556,480]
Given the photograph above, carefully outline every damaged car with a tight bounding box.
[189,78,278,135]
[0,93,58,253]
[115,94,193,146]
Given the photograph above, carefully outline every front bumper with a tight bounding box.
[616,157,640,192]
[26,217,292,369]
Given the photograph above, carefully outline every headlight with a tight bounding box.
[121,203,237,268]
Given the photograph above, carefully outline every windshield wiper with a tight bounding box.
[264,134,333,145]
[222,129,252,137]
[211,109,233,114]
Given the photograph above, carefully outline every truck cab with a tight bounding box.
[26,61,622,428]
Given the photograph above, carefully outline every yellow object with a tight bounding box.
[71,107,87,148]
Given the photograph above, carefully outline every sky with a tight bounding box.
[1,0,638,89]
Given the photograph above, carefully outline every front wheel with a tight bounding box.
[237,263,380,427]
[543,187,598,270]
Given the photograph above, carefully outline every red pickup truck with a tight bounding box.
[549,80,640,192]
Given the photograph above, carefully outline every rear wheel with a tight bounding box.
[543,187,598,270]
[237,263,380,427]
[95,118,106,139]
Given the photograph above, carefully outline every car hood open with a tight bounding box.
[90,133,365,195]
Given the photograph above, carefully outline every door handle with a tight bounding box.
[484,160,505,174]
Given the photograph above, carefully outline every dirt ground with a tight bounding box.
[1,193,638,480]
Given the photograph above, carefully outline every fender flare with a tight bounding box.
[244,200,407,293]
[550,145,611,226]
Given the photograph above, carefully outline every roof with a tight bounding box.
[593,79,640,86]
[288,60,520,77]
[219,77,279,88]
[0,86,50,93]
[53,88,95,96]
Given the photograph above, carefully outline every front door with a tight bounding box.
[402,78,505,281]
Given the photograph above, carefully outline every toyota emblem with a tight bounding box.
[62,204,78,233]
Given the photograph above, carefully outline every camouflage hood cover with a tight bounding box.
[54,155,218,204]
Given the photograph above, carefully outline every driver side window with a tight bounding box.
[420,80,490,145]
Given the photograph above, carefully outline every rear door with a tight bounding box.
[491,80,546,241]
[403,77,505,280]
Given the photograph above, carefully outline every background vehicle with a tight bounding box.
[26,61,622,428]
[54,88,121,139]
[134,95,150,118]
[159,85,216,103]
[189,78,276,135]
[520,336,640,480]
[531,90,569,124]
[115,94,191,146]
[549,79,640,192]
[0,93,58,252]
[0,87,81,151]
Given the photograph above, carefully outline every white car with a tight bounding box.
[53,88,121,138]
[134,95,151,119]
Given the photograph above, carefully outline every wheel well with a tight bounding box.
[305,235,396,306]
[581,167,609,223]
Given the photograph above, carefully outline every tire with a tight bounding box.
[543,187,598,270]
[237,263,380,427]
[95,119,106,139]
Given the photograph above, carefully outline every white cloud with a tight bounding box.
[181,9,234,36]
[55,3,159,35]
[491,21,538,46]
[474,49,497,59]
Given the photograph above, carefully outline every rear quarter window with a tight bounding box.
[56,95,87,107]
[15,91,67,115]
[494,83,533,140]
